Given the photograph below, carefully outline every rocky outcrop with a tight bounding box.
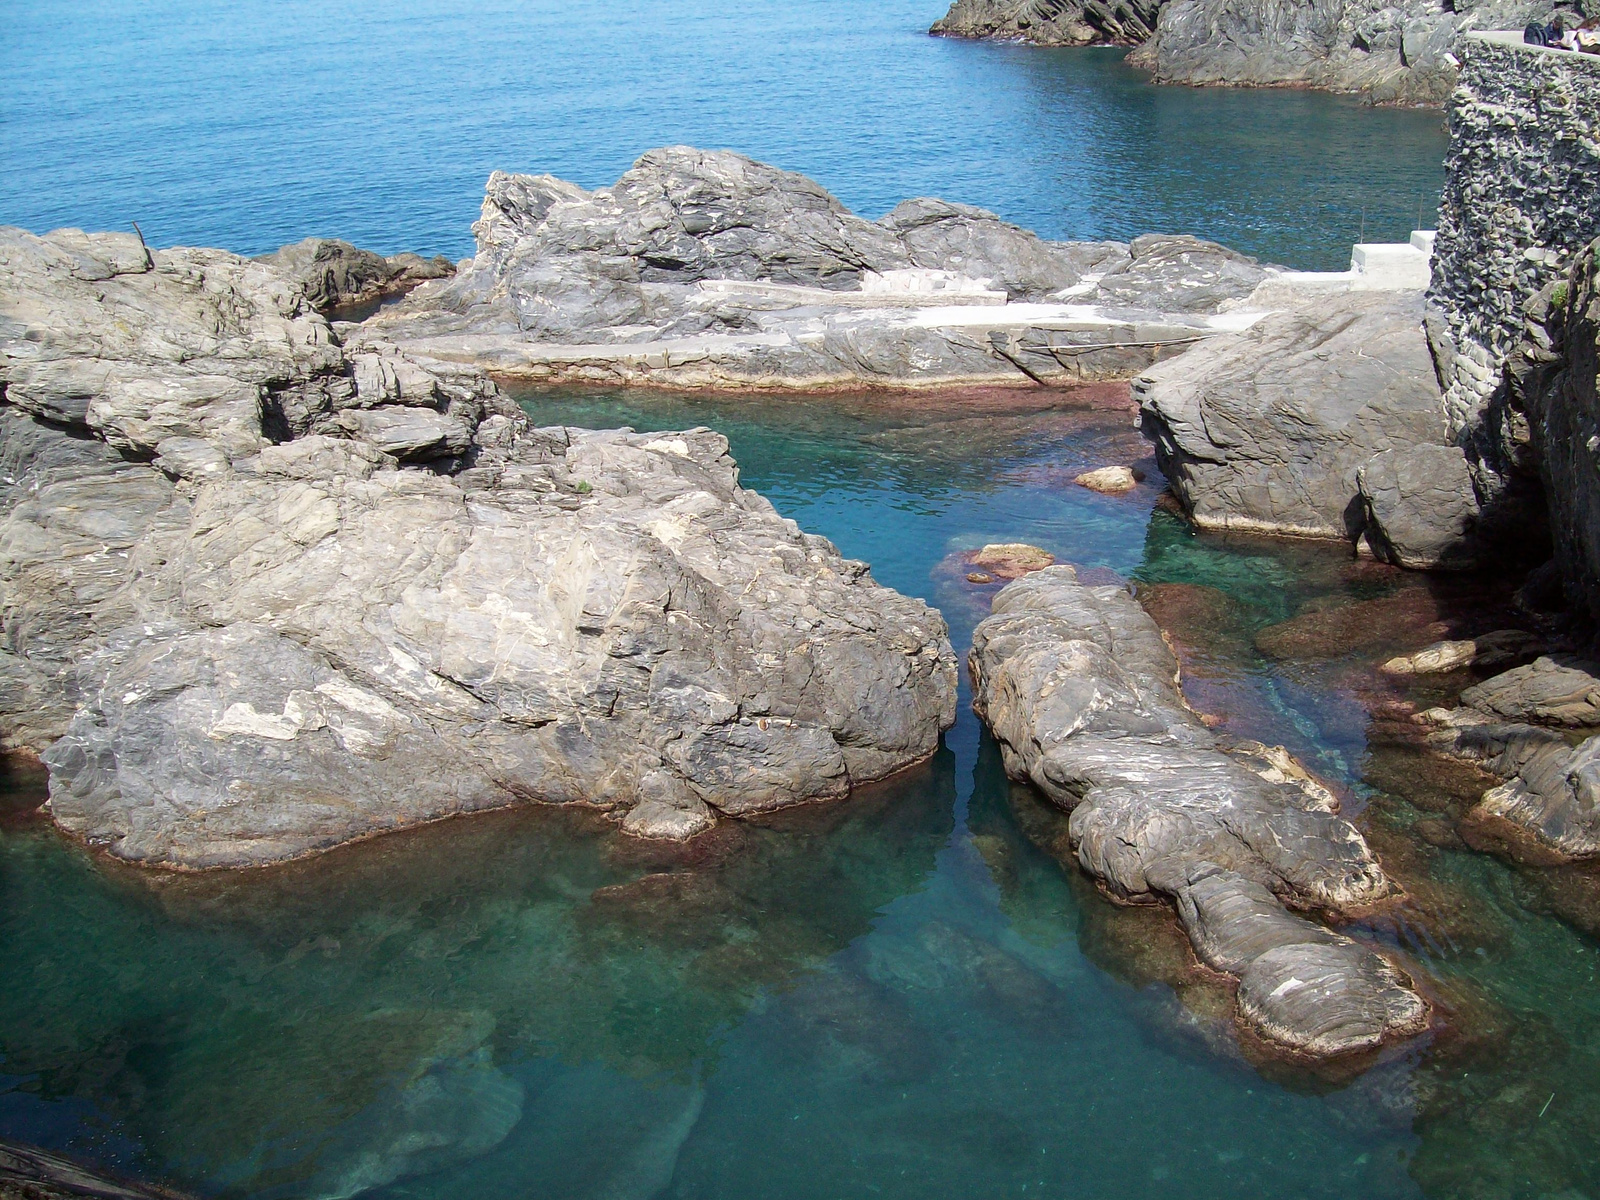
[1128,0,1559,105]
[932,0,1565,103]
[931,0,1161,46]
[1136,290,1455,543]
[257,238,455,312]
[358,148,1279,389]
[0,224,957,867]
[970,566,1428,1058]
[1424,656,1600,861]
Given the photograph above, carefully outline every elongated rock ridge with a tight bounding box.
[0,224,957,867]
[970,566,1428,1057]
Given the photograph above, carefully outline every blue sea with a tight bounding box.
[3,0,1446,269]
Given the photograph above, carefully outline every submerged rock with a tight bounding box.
[969,566,1428,1057]
[969,542,1056,579]
[1136,292,1451,542]
[1074,465,1138,494]
[0,225,957,867]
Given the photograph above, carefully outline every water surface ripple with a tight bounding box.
[3,0,1445,269]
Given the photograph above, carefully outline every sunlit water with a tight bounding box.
[1,0,1446,269]
[3,386,1597,1200]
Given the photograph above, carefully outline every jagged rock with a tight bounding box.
[1127,0,1562,106]
[1511,240,1600,626]
[931,0,1162,46]
[1137,291,1450,540]
[879,198,1127,298]
[1358,443,1483,569]
[1091,235,1271,313]
[969,566,1427,1057]
[0,226,958,867]
[357,149,1284,389]
[257,237,455,311]
[1460,655,1600,727]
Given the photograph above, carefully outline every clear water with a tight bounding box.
[4,386,1598,1200]
[0,0,1445,270]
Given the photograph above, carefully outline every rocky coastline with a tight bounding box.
[931,0,1576,105]
[2,33,1597,1070]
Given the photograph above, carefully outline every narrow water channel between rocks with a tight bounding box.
[3,384,1596,1200]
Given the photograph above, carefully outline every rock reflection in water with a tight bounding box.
[0,757,953,1197]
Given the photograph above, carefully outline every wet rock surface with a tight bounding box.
[356,148,1280,389]
[969,565,1428,1057]
[0,225,957,867]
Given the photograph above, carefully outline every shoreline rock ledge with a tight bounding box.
[0,225,958,868]
[970,567,1428,1058]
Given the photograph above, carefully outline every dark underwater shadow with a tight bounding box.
[0,752,956,1199]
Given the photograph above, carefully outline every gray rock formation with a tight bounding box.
[257,238,455,312]
[1136,291,1452,541]
[0,224,957,867]
[1128,0,1560,105]
[931,0,1162,46]
[1357,443,1483,569]
[1423,654,1600,861]
[970,565,1428,1058]
[357,149,1275,389]
[931,0,1566,103]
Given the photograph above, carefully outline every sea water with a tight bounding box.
[2,0,1446,269]
[2,387,1596,1199]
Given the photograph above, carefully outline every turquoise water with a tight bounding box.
[1,0,1445,270]
[4,386,1598,1199]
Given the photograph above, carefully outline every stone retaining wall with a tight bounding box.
[1430,32,1600,436]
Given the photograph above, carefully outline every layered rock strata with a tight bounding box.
[0,224,957,867]
[1424,656,1600,861]
[356,148,1281,389]
[931,0,1160,46]
[970,566,1428,1057]
[1128,0,1557,105]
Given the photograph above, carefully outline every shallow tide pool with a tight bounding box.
[3,386,1597,1200]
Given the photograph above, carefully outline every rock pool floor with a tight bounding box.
[2,384,1597,1200]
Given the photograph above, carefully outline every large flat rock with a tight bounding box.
[970,566,1428,1058]
[1136,290,1453,544]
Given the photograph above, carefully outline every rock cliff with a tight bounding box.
[932,0,1566,104]
[0,224,958,867]
[970,566,1429,1058]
